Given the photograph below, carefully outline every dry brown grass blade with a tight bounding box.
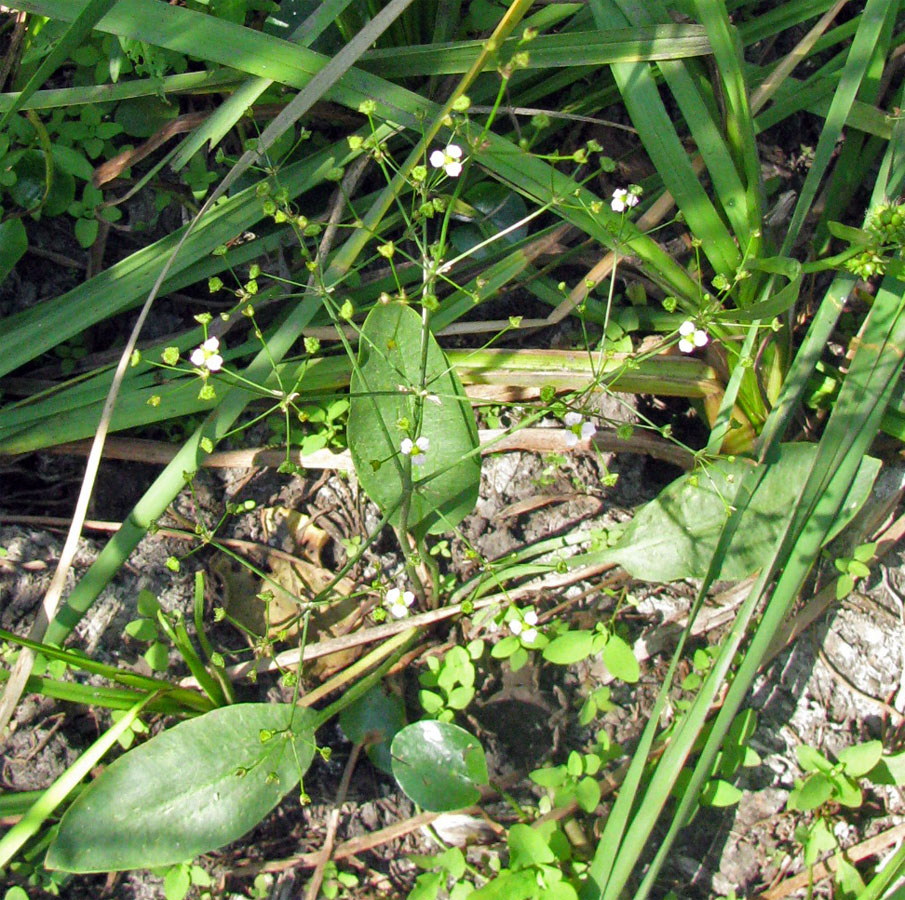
[45,426,695,471]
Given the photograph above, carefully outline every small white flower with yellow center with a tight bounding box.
[611,187,640,213]
[400,435,430,466]
[429,144,464,177]
[678,320,709,354]
[385,587,415,619]
[190,336,223,372]
[563,411,597,447]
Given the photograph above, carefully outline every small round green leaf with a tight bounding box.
[795,773,834,811]
[700,779,743,807]
[530,765,567,788]
[50,144,94,181]
[391,721,488,811]
[10,150,75,216]
[868,750,905,786]
[125,618,158,642]
[164,864,191,900]
[490,635,520,658]
[576,776,601,813]
[602,634,640,683]
[837,740,883,778]
[114,95,179,138]
[542,630,594,666]
[797,744,832,773]
[508,823,554,869]
[143,641,169,672]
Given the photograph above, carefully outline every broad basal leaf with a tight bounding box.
[592,443,880,582]
[348,301,481,537]
[46,703,317,872]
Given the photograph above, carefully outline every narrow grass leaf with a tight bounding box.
[779,0,897,255]
[358,25,712,76]
[589,0,740,275]
[0,70,243,112]
[0,0,117,133]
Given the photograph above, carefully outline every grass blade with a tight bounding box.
[0,0,116,133]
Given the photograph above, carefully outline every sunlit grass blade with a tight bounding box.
[0,347,719,454]
[3,0,701,377]
[748,0,848,114]
[0,693,156,869]
[588,0,740,276]
[582,263,905,899]
[759,100,905,453]
[0,145,349,377]
[811,7,899,251]
[688,0,762,261]
[358,24,713,76]
[739,0,846,45]
[779,0,898,255]
[0,69,243,112]
[586,92,905,899]
[13,0,426,130]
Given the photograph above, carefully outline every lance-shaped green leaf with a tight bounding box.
[45,704,317,872]
[348,302,480,538]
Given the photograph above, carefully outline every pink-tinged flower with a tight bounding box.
[678,320,709,354]
[400,435,430,466]
[563,411,597,447]
[611,187,640,213]
[385,587,415,618]
[429,144,464,177]
[190,336,223,372]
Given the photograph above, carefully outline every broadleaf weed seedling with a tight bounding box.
[418,643,482,722]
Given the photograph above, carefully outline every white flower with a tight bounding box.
[509,609,539,642]
[563,412,597,447]
[678,320,709,354]
[611,187,640,213]
[400,435,430,466]
[190,336,223,372]
[429,144,464,178]
[385,587,415,618]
